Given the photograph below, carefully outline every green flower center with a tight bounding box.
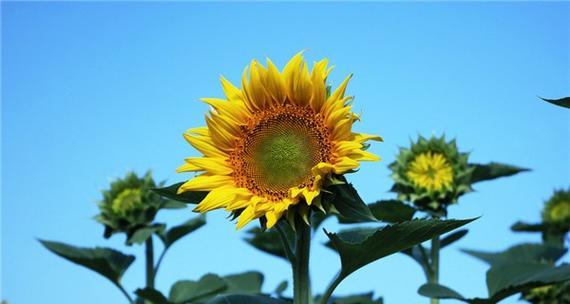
[254,131,315,190]
[112,188,143,215]
[233,105,332,200]
[548,200,570,223]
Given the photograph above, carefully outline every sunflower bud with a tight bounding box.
[389,136,472,216]
[542,189,570,227]
[95,171,163,239]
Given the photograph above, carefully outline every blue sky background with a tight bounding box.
[2,2,569,304]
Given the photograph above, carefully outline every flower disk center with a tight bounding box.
[231,105,332,201]
[406,152,454,192]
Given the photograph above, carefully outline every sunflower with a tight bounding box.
[390,136,472,215]
[177,53,382,229]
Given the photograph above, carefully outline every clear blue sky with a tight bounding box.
[2,2,569,304]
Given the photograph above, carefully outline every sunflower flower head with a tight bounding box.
[523,282,570,304]
[389,136,472,215]
[177,52,382,229]
[96,171,163,239]
[542,188,570,227]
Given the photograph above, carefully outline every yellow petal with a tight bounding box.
[183,157,232,175]
[178,174,233,192]
[333,157,360,174]
[193,186,236,212]
[302,188,319,205]
[348,149,381,162]
[176,162,201,173]
[220,76,243,101]
[353,132,384,143]
[183,133,227,158]
[236,204,258,229]
[332,118,353,141]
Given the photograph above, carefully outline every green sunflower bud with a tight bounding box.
[523,281,570,304]
[542,189,570,227]
[389,136,473,215]
[95,171,163,240]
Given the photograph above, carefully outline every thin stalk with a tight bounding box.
[154,247,168,277]
[145,237,155,289]
[113,282,134,304]
[293,220,312,304]
[429,236,441,304]
[319,272,343,304]
[275,224,296,265]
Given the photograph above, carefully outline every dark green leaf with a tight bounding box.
[469,162,529,184]
[160,216,206,248]
[136,288,171,304]
[418,284,467,302]
[169,274,227,303]
[274,281,288,296]
[441,229,469,248]
[540,96,570,109]
[152,183,208,204]
[325,176,377,223]
[462,243,567,266]
[203,295,291,304]
[511,221,545,232]
[487,262,570,301]
[326,218,475,281]
[128,225,165,245]
[161,200,188,209]
[331,292,383,304]
[243,227,292,261]
[338,200,416,224]
[40,240,134,284]
[223,271,264,294]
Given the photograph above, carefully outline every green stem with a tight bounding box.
[154,247,168,277]
[276,223,296,265]
[293,219,312,304]
[113,282,134,304]
[145,237,155,289]
[319,272,343,304]
[429,236,441,304]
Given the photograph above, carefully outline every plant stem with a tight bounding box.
[113,282,134,304]
[145,237,155,289]
[154,248,168,277]
[319,272,343,304]
[293,219,312,304]
[276,223,296,265]
[429,236,441,304]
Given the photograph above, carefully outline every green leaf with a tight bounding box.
[169,274,227,303]
[203,295,291,304]
[243,227,292,261]
[486,262,570,301]
[39,240,134,285]
[331,292,383,304]
[161,200,188,209]
[326,218,475,281]
[418,284,468,302]
[441,229,469,248]
[469,162,529,184]
[419,262,570,303]
[540,96,570,109]
[136,288,171,304]
[223,271,264,294]
[462,243,567,266]
[128,224,165,245]
[152,183,208,204]
[274,281,288,296]
[324,176,377,223]
[159,216,206,248]
[338,200,416,224]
